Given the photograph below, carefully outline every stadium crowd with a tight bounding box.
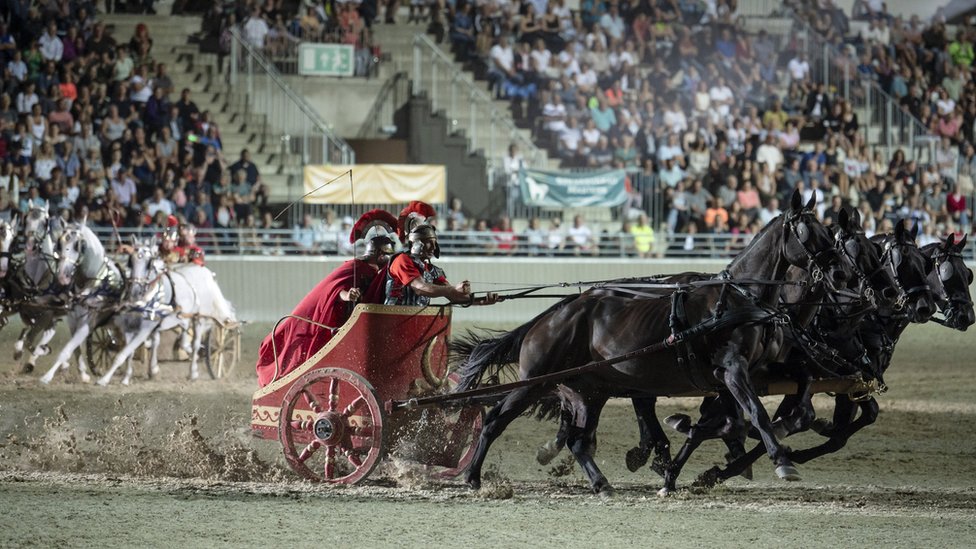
[447,0,974,246]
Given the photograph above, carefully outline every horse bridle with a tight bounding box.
[930,248,973,318]
[786,211,844,287]
[879,238,931,311]
[834,229,895,307]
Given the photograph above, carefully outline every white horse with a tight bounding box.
[96,237,237,386]
[39,222,125,384]
[12,203,66,373]
[0,216,18,327]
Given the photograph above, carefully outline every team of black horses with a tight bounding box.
[452,191,974,495]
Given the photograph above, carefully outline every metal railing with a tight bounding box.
[782,14,934,163]
[229,27,355,173]
[87,227,976,261]
[411,33,545,184]
[357,71,411,139]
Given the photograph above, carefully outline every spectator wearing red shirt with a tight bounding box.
[492,216,517,255]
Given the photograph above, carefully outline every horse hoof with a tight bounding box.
[625,446,650,472]
[96,377,111,387]
[37,345,50,356]
[649,457,668,479]
[79,374,91,384]
[38,375,52,385]
[13,350,23,361]
[664,413,692,435]
[773,423,789,440]
[20,363,33,374]
[122,379,131,386]
[465,477,481,491]
[536,440,560,465]
[596,485,615,499]
[775,465,801,481]
[657,487,672,498]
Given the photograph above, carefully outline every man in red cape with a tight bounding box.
[255,209,398,387]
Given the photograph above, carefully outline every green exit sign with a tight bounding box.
[299,44,355,77]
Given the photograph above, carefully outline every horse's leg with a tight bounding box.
[565,395,613,495]
[27,322,58,376]
[39,317,90,384]
[147,329,161,378]
[810,393,859,436]
[717,346,799,481]
[189,320,209,381]
[536,411,568,465]
[14,325,29,361]
[466,385,548,490]
[789,396,879,464]
[99,322,156,387]
[625,397,672,477]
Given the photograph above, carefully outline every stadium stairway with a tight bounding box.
[371,22,559,173]
[100,14,292,202]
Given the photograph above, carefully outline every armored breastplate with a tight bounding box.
[385,255,445,307]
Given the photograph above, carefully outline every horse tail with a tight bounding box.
[452,294,581,392]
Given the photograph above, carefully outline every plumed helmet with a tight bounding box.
[350,209,398,261]
[396,201,438,245]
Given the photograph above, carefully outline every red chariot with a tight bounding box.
[250,304,482,484]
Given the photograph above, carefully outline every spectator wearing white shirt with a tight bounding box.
[530,39,552,75]
[708,76,734,120]
[756,134,784,174]
[758,197,782,225]
[244,8,270,50]
[657,133,685,165]
[146,187,174,217]
[487,36,515,98]
[599,5,625,42]
[662,98,687,134]
[787,53,810,82]
[38,22,63,62]
[7,50,27,83]
[542,93,568,133]
[566,214,596,255]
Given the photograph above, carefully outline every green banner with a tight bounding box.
[519,169,628,207]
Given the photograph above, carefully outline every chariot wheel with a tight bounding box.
[85,324,124,376]
[279,368,385,484]
[205,324,241,380]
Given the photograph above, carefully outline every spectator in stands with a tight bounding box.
[488,35,516,99]
[244,7,270,50]
[704,197,729,234]
[522,217,547,256]
[566,214,596,256]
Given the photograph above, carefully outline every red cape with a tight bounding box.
[255,259,378,387]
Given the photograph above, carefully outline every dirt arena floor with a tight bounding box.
[0,319,974,548]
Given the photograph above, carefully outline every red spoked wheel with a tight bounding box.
[279,368,385,484]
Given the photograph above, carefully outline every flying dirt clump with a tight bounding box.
[0,401,287,483]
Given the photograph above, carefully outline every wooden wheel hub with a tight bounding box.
[313,413,344,444]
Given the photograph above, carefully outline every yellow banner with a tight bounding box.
[302,165,447,204]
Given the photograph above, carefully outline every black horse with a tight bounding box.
[687,222,950,487]
[454,192,850,494]
[533,207,897,491]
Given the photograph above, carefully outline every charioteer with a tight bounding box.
[255,209,398,387]
[376,201,501,307]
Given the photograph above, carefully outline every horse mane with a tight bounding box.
[76,224,106,280]
[725,212,784,274]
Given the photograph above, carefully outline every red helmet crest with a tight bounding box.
[349,209,398,243]
[396,201,437,244]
